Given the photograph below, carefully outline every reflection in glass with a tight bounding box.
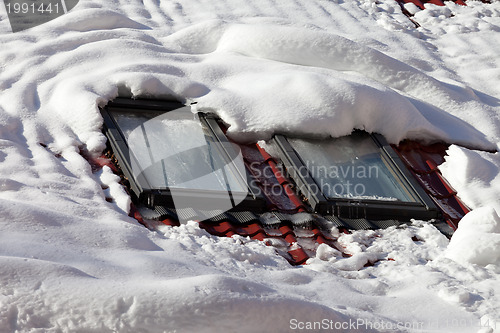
[288,132,413,202]
[110,109,247,194]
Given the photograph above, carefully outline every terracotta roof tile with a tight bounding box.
[395,147,443,174]
[233,223,265,237]
[287,247,309,265]
[426,0,446,5]
[161,218,180,227]
[393,140,470,231]
[397,0,463,10]
[242,144,307,213]
[251,233,267,241]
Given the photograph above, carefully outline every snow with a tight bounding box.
[97,165,131,214]
[445,207,500,267]
[440,145,500,213]
[0,0,500,332]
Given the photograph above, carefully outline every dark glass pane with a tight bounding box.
[110,108,247,193]
[288,132,414,202]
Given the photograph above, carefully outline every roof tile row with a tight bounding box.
[393,140,470,230]
[242,143,307,214]
[397,0,467,10]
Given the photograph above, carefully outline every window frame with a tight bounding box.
[272,133,440,221]
[100,98,265,211]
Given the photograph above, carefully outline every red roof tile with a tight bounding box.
[393,140,470,231]
[288,247,309,265]
[233,223,265,237]
[161,218,180,227]
[396,0,471,18]
[395,143,445,174]
[426,0,446,6]
[241,143,307,213]
[251,233,267,241]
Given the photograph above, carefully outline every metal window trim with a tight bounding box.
[203,115,264,199]
[272,132,440,221]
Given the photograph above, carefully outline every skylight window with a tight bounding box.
[101,98,265,220]
[287,132,412,201]
[272,132,439,221]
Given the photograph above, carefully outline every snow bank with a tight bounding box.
[1,3,497,155]
[195,23,495,147]
[97,165,131,214]
[440,145,500,212]
[446,207,500,267]
[0,256,356,333]
[411,1,500,146]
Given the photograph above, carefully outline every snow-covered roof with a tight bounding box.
[1,0,500,331]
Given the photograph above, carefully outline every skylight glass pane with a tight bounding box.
[109,109,248,194]
[288,132,414,202]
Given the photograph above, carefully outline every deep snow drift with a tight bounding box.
[0,0,500,332]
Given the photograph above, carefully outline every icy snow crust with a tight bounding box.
[0,0,500,332]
